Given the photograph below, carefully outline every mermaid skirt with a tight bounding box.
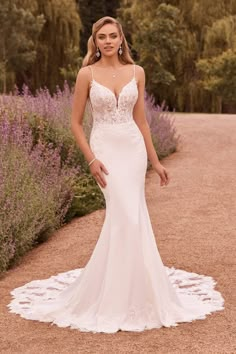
[7,120,224,333]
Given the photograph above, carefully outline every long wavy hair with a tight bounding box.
[82,16,134,67]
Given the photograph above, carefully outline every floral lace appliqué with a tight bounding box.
[89,78,138,126]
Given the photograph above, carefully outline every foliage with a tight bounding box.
[1,0,236,112]
[197,49,236,102]
[0,0,45,93]
[119,0,236,113]
[65,174,105,220]
[202,15,236,58]
[130,3,184,88]
[196,14,236,104]
[4,0,82,93]
[60,46,83,86]
[0,110,78,273]
[145,95,180,160]
[2,83,90,172]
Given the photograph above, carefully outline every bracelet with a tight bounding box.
[88,157,96,166]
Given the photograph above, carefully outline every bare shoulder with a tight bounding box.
[134,64,145,84]
[75,66,91,86]
[135,64,145,75]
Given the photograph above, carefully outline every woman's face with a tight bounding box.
[95,23,122,57]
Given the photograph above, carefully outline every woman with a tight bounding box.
[7,16,224,333]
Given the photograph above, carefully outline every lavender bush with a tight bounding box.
[0,83,179,273]
[145,92,180,159]
[0,108,78,273]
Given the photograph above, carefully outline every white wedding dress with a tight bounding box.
[7,64,224,333]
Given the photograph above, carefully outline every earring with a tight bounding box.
[96,47,101,58]
[118,45,123,55]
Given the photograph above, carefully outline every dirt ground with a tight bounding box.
[0,113,235,354]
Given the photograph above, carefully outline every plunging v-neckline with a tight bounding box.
[91,77,136,109]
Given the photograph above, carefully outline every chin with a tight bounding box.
[102,51,117,57]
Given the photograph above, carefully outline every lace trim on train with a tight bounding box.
[7,266,224,318]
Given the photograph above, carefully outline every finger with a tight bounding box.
[100,176,107,187]
[95,175,105,188]
[96,173,106,188]
[161,172,168,186]
[165,171,170,184]
[160,176,165,186]
[163,170,168,183]
[101,164,109,175]
[97,170,107,186]
[161,172,166,182]
[163,172,168,184]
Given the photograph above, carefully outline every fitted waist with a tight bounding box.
[92,116,135,128]
[91,111,134,126]
[90,120,142,144]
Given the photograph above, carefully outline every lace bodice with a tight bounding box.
[88,65,138,125]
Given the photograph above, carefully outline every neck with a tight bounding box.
[98,55,123,68]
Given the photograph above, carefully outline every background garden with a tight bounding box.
[0,0,236,274]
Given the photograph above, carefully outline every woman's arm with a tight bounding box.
[71,67,108,188]
[71,67,95,163]
[133,65,169,186]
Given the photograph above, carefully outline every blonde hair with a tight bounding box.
[82,16,134,67]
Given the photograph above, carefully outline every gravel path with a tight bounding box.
[0,113,235,354]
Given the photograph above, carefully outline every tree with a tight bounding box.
[196,15,236,111]
[133,3,184,85]
[14,0,81,92]
[119,0,236,112]
[197,49,236,103]
[0,0,45,92]
[60,45,82,86]
[119,1,186,109]
[202,15,236,58]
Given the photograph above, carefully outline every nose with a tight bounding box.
[105,36,111,44]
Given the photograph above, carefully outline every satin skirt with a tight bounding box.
[7,120,224,333]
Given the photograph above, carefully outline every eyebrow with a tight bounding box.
[97,32,118,36]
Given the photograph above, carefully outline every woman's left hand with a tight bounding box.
[153,163,170,186]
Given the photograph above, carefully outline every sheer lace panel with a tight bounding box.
[89,66,138,126]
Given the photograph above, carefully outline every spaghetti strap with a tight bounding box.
[88,65,94,81]
[133,64,136,79]
[87,66,94,112]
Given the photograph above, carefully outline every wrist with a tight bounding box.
[88,157,97,166]
[152,161,162,170]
